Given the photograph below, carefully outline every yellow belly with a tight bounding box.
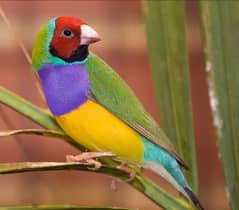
[55,100,144,164]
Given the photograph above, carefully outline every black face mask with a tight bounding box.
[49,44,89,63]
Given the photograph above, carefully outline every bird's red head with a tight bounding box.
[50,16,100,62]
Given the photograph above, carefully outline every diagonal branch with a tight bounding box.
[0,128,65,138]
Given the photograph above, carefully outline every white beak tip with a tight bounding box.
[80,24,101,45]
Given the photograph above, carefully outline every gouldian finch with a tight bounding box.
[31,16,204,210]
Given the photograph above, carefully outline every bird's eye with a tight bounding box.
[62,29,74,38]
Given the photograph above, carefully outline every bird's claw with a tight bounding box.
[66,151,115,170]
[117,162,136,182]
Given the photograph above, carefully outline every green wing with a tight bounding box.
[85,53,188,169]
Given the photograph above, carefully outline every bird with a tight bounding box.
[31,16,204,210]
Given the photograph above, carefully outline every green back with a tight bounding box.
[85,53,187,168]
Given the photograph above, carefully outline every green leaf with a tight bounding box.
[199,2,239,210]
[0,86,59,130]
[141,1,198,192]
[0,205,130,210]
[0,161,194,210]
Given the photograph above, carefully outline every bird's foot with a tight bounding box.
[66,151,115,170]
[117,162,136,182]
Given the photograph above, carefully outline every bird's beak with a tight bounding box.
[80,24,101,45]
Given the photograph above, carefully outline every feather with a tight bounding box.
[145,161,188,198]
[184,187,205,210]
[85,53,188,169]
[145,161,204,210]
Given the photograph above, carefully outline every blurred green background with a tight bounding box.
[0,1,228,210]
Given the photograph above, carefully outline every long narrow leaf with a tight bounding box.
[199,2,239,210]
[0,161,194,210]
[0,87,59,130]
[142,1,197,192]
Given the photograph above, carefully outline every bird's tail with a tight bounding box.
[145,161,204,210]
[184,187,204,210]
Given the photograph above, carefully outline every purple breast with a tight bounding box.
[38,63,90,115]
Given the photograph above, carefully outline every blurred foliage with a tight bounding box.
[200,1,239,210]
[142,0,197,192]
